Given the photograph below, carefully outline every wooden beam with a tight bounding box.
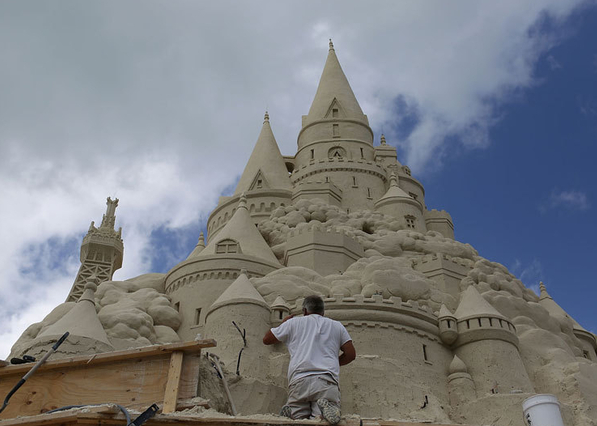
[162,351,184,413]
[0,340,216,377]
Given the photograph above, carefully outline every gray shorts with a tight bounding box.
[286,374,341,419]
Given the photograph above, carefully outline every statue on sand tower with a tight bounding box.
[7,42,597,426]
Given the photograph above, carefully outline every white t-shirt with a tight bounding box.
[272,315,352,386]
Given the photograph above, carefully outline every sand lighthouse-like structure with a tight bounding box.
[7,42,597,426]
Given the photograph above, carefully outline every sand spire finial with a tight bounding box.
[329,39,334,51]
[389,171,398,187]
[264,110,269,123]
[240,268,248,276]
[381,134,387,145]
[198,231,205,246]
[539,281,551,300]
[238,193,248,209]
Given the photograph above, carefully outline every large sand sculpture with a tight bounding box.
[9,42,597,426]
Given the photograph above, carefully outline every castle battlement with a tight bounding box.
[287,294,440,340]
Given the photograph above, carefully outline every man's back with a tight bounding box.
[272,314,351,385]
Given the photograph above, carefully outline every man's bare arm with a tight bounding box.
[263,329,280,345]
[339,340,356,366]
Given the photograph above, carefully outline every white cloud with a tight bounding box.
[547,54,563,70]
[510,258,545,295]
[0,1,592,358]
[548,189,591,211]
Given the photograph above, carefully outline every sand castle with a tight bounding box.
[8,41,597,425]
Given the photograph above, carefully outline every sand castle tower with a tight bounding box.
[166,195,280,341]
[290,40,387,212]
[375,171,426,232]
[452,286,533,395]
[22,278,114,358]
[270,296,290,326]
[208,112,292,240]
[66,197,124,301]
[447,355,477,407]
[539,282,597,361]
[204,270,272,379]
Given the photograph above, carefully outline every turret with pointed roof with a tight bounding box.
[235,112,292,195]
[375,172,426,232]
[165,196,280,341]
[303,40,368,128]
[451,285,534,395]
[204,270,272,381]
[291,41,387,212]
[206,113,292,241]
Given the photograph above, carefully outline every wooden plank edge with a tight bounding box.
[162,351,185,413]
[0,339,217,377]
[0,405,122,425]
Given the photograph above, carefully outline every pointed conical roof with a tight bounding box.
[207,270,269,315]
[448,355,469,375]
[37,281,112,347]
[539,282,587,332]
[201,196,279,264]
[305,41,367,125]
[376,172,412,205]
[187,232,205,259]
[439,304,456,319]
[272,295,290,310]
[454,285,507,321]
[234,112,292,195]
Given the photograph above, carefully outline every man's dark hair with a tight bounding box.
[303,295,325,315]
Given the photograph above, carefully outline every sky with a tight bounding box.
[1,1,596,359]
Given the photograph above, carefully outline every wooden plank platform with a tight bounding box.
[0,340,216,420]
[0,406,474,426]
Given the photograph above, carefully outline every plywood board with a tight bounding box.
[0,340,215,420]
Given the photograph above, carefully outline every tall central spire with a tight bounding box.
[305,40,367,125]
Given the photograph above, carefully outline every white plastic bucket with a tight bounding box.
[522,394,564,426]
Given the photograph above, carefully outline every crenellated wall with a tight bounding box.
[290,157,387,212]
[207,190,292,242]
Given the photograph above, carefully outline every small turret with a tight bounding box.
[374,134,400,169]
[438,304,458,345]
[447,355,476,407]
[424,209,455,240]
[452,285,534,395]
[270,296,290,326]
[204,270,271,379]
[375,172,426,232]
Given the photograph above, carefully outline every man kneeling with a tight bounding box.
[263,295,356,424]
